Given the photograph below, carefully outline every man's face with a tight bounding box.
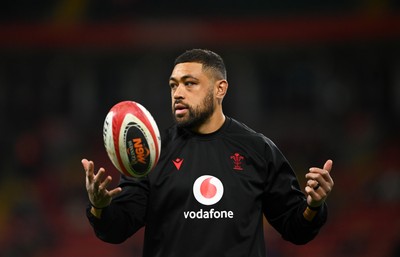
[169,62,215,129]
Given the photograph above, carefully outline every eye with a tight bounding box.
[184,81,195,86]
[169,82,177,89]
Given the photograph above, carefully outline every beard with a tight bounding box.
[172,89,215,130]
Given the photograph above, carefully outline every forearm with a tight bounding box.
[287,202,327,244]
[90,206,103,219]
[268,201,328,245]
[303,205,321,222]
[86,203,145,244]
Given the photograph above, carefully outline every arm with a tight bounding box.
[262,141,333,245]
[303,160,334,221]
[82,159,122,217]
[82,159,148,243]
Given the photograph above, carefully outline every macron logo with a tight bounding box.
[172,158,184,170]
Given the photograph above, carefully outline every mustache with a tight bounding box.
[174,100,189,108]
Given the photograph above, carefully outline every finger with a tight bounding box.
[305,172,332,197]
[88,160,94,174]
[305,184,326,201]
[305,171,327,182]
[308,160,334,190]
[82,159,94,175]
[99,175,113,192]
[305,186,322,200]
[306,164,332,184]
[323,159,333,173]
[108,187,122,198]
[306,179,320,190]
[93,167,106,188]
[308,159,333,174]
[82,159,95,183]
[306,173,330,192]
[81,158,89,171]
[306,173,333,197]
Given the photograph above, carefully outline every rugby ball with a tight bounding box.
[103,101,161,177]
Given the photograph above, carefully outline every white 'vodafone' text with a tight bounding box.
[183,209,234,219]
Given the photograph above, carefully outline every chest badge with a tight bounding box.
[230,153,244,171]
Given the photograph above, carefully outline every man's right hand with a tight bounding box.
[82,159,122,218]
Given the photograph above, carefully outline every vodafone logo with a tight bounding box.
[184,175,233,219]
[193,175,224,206]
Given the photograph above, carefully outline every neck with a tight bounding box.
[193,111,225,134]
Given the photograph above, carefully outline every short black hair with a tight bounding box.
[174,49,227,80]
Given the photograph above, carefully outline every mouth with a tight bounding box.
[174,103,188,116]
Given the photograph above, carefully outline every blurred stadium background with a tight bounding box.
[1,1,399,256]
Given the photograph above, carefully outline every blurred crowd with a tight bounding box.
[1,1,399,257]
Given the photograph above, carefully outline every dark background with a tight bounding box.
[0,1,399,256]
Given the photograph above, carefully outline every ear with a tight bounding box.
[215,80,228,100]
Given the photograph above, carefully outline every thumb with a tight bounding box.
[323,159,333,173]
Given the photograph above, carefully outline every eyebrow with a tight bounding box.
[169,75,199,82]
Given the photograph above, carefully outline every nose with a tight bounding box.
[173,84,184,99]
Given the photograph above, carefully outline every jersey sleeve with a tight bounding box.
[261,137,327,245]
[86,175,149,244]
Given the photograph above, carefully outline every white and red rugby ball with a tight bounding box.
[103,101,161,177]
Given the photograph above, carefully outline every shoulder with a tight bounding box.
[159,124,190,149]
[225,117,274,144]
[224,117,289,169]
[223,117,281,154]
[159,124,176,148]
